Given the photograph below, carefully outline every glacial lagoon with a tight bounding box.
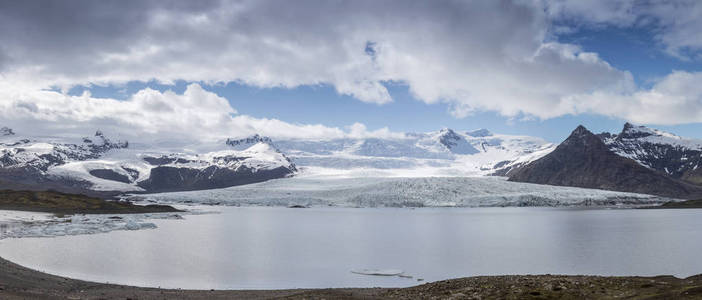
[1,206,701,289]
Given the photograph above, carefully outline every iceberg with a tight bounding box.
[0,211,183,239]
[351,269,405,276]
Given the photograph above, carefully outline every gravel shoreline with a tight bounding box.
[1,256,702,299]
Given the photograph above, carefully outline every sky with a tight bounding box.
[1,0,702,143]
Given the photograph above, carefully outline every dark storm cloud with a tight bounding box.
[0,0,222,77]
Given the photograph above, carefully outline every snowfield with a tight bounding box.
[136,176,671,208]
[275,128,555,177]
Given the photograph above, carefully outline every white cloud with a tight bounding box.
[564,71,702,125]
[645,1,702,60]
[0,82,402,140]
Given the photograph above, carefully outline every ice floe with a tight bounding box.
[0,210,185,239]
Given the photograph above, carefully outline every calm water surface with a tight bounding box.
[1,207,701,289]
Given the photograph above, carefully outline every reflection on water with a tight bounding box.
[1,207,701,289]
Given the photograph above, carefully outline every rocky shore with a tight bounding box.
[1,256,701,299]
[653,199,702,209]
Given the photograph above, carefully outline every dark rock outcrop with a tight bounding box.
[0,127,14,136]
[142,155,193,166]
[89,169,131,184]
[509,125,702,199]
[137,165,294,193]
[226,134,273,149]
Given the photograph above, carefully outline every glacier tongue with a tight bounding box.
[137,176,670,208]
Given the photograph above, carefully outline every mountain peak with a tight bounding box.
[569,125,592,138]
[226,134,274,149]
[0,127,15,136]
[620,122,650,137]
[436,128,479,155]
[617,123,680,141]
[438,128,456,134]
[81,130,128,150]
[438,127,458,136]
[560,125,610,151]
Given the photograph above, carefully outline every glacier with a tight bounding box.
[135,176,670,208]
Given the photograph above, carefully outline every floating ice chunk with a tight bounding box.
[0,212,182,239]
[125,220,140,230]
[351,269,404,276]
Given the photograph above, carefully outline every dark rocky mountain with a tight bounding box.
[137,165,294,193]
[508,125,702,199]
[601,123,702,185]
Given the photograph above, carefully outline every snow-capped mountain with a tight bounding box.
[0,129,296,194]
[274,128,554,177]
[0,125,554,194]
[0,130,128,172]
[436,128,479,155]
[509,125,702,199]
[600,123,702,185]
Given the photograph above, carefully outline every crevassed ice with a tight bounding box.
[137,177,671,208]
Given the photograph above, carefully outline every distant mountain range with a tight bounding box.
[0,127,553,195]
[273,128,554,176]
[3,122,701,199]
[509,123,702,199]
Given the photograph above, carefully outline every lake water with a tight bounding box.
[1,207,701,290]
